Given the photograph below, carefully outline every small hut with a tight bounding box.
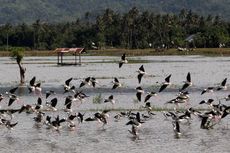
[54,48,85,65]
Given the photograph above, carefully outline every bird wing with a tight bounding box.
[8,98,16,106]
[186,72,191,82]
[85,117,96,121]
[85,77,91,82]
[29,76,36,86]
[9,87,18,94]
[50,98,58,107]
[114,77,119,83]
[144,95,151,102]
[137,74,143,84]
[165,74,172,82]
[221,78,227,86]
[119,62,123,68]
[35,83,41,88]
[79,82,85,88]
[18,105,26,113]
[37,97,42,105]
[112,84,119,89]
[201,89,206,95]
[139,65,145,72]
[121,53,126,60]
[46,92,51,99]
[159,84,168,92]
[108,95,114,100]
[180,83,189,91]
[65,78,73,86]
[136,92,142,102]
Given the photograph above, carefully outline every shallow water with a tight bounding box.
[0,55,230,153]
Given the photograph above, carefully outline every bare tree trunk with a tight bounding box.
[17,61,26,84]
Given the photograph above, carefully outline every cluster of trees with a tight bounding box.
[0,8,230,50]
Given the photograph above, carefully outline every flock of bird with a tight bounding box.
[0,53,230,139]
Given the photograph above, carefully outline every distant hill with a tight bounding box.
[0,0,230,24]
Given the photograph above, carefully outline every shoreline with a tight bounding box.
[0,48,230,57]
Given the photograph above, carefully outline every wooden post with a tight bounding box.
[75,52,77,65]
[57,53,60,64]
[61,52,63,65]
[79,53,81,65]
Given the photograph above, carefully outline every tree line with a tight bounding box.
[0,8,230,51]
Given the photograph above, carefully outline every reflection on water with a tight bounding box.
[0,56,230,153]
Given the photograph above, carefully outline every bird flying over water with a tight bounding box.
[79,77,91,88]
[136,86,144,102]
[144,91,157,103]
[64,77,75,93]
[119,53,128,68]
[159,74,172,92]
[137,65,146,84]
[217,78,227,91]
[201,87,214,95]
[180,72,192,91]
[28,76,42,94]
[104,95,115,105]
[112,77,121,89]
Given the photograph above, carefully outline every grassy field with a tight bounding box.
[0,48,230,57]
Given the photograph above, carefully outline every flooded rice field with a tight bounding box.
[0,55,230,153]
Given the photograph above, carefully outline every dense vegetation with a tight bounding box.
[1,0,230,24]
[0,8,230,50]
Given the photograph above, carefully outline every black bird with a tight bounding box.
[199,99,214,106]
[85,110,110,126]
[90,77,98,88]
[64,78,75,93]
[64,96,73,112]
[79,77,91,88]
[28,76,36,93]
[45,115,66,130]
[8,94,19,106]
[126,112,144,127]
[73,90,89,104]
[144,92,157,102]
[136,86,144,102]
[28,77,42,94]
[119,53,128,68]
[180,72,192,91]
[159,74,172,92]
[49,115,66,130]
[201,87,214,95]
[221,106,230,119]
[77,112,84,123]
[34,97,43,111]
[18,104,34,114]
[112,77,121,89]
[172,121,181,137]
[4,121,18,130]
[46,98,58,111]
[104,95,115,104]
[33,112,45,127]
[66,113,77,125]
[217,78,227,91]
[6,87,18,95]
[137,65,146,84]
